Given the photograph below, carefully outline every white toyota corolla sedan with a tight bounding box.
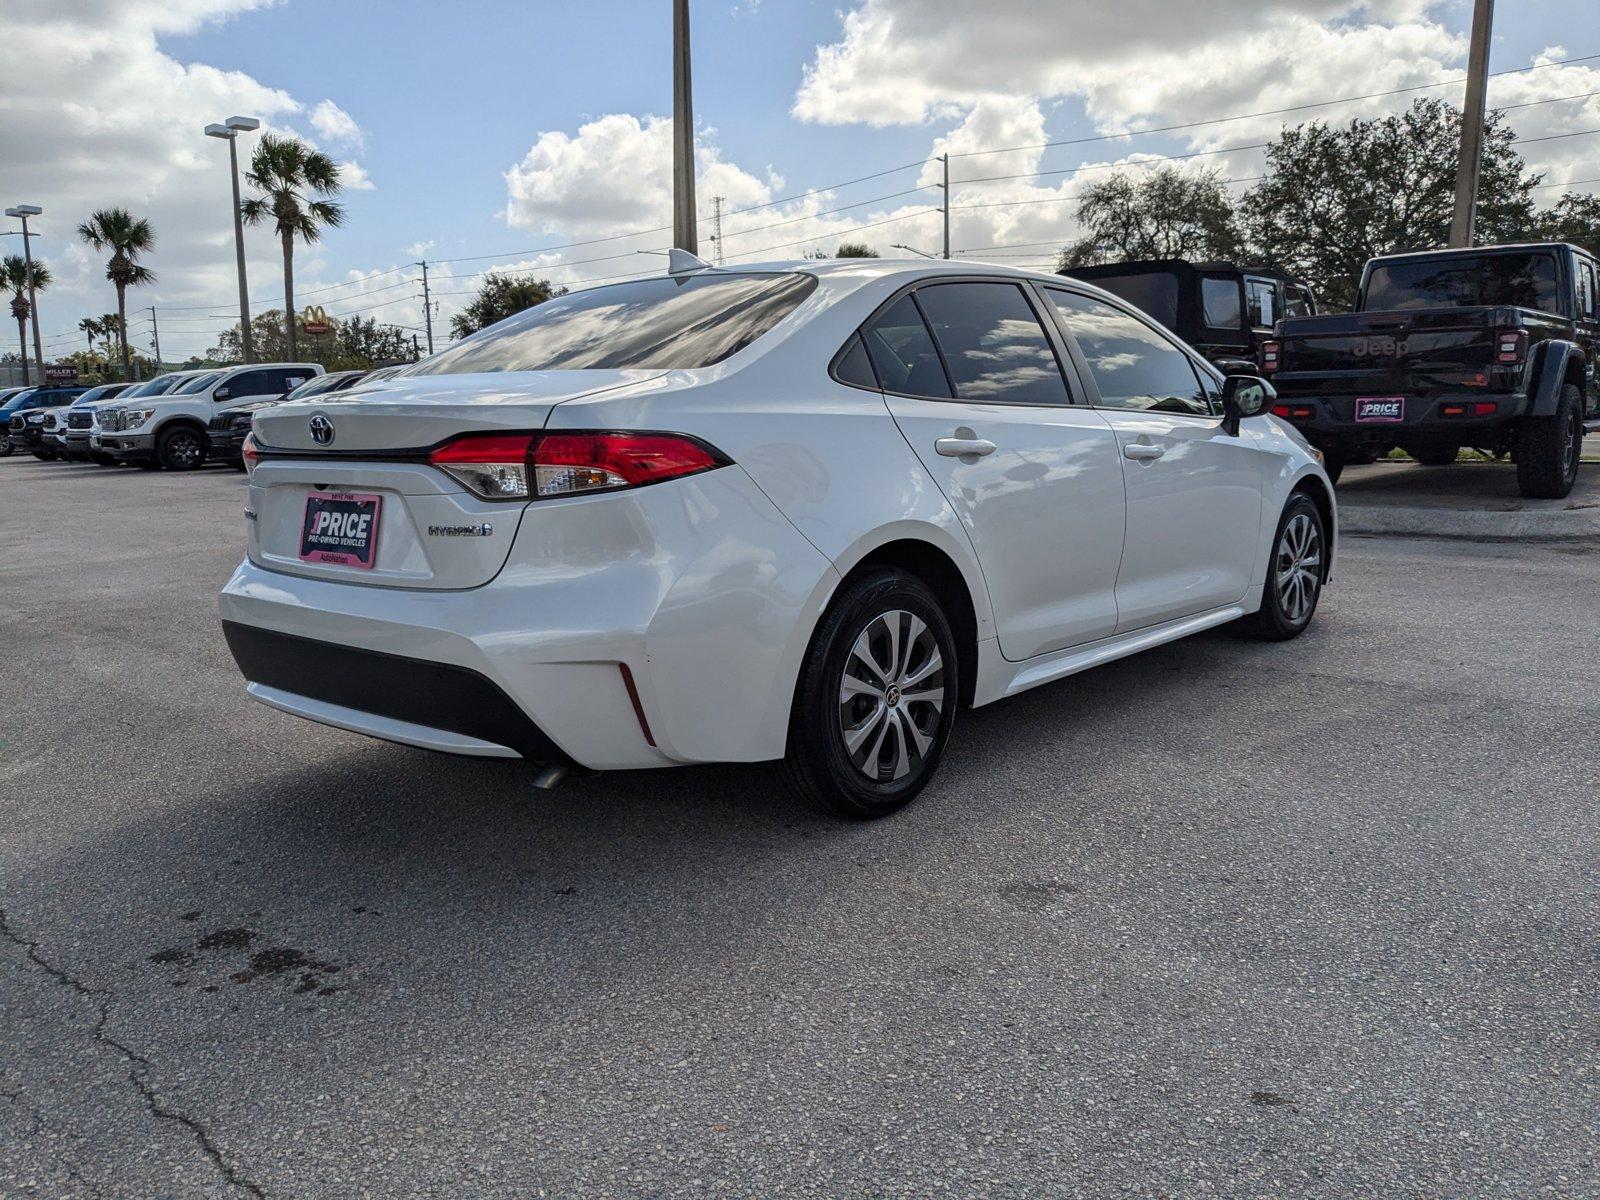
[220,256,1334,818]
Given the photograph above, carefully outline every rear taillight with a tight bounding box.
[1495,328,1527,365]
[1259,339,1280,373]
[428,431,730,502]
[242,432,261,476]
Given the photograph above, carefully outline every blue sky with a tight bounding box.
[4,0,1597,361]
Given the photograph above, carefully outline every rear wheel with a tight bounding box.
[1250,494,1326,641]
[1516,384,1582,499]
[0,434,12,457]
[156,425,206,471]
[1405,444,1459,466]
[779,569,959,819]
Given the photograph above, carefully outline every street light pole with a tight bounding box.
[5,205,44,373]
[672,0,698,254]
[206,116,260,361]
[1449,0,1494,248]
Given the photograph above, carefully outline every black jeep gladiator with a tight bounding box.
[1264,242,1599,496]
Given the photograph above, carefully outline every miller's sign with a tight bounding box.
[43,364,78,383]
[302,305,332,335]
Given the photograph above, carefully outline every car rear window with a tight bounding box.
[1364,252,1561,312]
[410,272,817,375]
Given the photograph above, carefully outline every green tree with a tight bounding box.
[76,208,156,375]
[1531,191,1600,255]
[1241,98,1540,310]
[240,133,346,362]
[835,242,880,258]
[449,273,564,339]
[2,254,51,380]
[205,309,415,370]
[1056,165,1242,271]
[97,312,122,361]
[78,316,101,358]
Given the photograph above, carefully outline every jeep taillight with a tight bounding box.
[1495,328,1527,365]
[1260,339,1280,373]
[428,431,731,501]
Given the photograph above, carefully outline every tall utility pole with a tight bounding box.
[418,260,435,355]
[205,117,261,361]
[711,195,725,264]
[672,0,698,254]
[5,205,45,373]
[148,306,163,373]
[940,154,951,259]
[1449,0,1494,248]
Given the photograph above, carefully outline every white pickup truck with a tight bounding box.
[97,361,323,470]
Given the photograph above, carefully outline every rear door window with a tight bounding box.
[1045,289,1213,416]
[862,294,951,398]
[1245,278,1277,329]
[914,282,1070,405]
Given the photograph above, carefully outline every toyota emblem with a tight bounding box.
[309,415,335,446]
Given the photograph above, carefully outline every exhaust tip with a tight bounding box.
[532,765,569,791]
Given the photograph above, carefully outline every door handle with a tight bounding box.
[935,436,997,458]
[1123,443,1165,461]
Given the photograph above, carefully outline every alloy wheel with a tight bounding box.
[1275,512,1322,625]
[837,608,946,783]
[168,431,202,468]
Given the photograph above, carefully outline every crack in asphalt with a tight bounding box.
[0,906,268,1199]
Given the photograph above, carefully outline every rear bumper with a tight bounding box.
[223,621,578,766]
[1269,390,1529,446]
[208,429,246,460]
[217,466,839,772]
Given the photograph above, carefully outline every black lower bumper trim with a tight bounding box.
[222,620,576,767]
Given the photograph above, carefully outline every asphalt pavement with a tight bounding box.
[2,455,1597,1198]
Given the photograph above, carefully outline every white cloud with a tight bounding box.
[309,99,364,149]
[0,0,378,360]
[339,160,375,191]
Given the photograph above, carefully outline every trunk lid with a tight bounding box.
[1272,305,1522,397]
[244,370,668,590]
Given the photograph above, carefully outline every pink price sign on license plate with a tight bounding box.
[1354,396,1405,423]
[299,490,382,569]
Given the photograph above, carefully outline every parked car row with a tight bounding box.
[2,362,412,471]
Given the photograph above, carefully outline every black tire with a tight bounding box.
[1405,444,1459,466]
[1250,493,1326,641]
[1515,383,1582,499]
[778,569,959,820]
[156,425,207,471]
[0,435,12,458]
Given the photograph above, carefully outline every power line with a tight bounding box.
[951,141,1269,188]
[945,51,1600,160]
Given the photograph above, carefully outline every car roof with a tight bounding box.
[1370,241,1589,264]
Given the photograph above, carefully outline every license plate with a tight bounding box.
[300,491,382,569]
[1354,396,1405,423]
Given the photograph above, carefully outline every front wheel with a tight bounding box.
[0,434,12,457]
[156,425,206,471]
[1515,384,1582,499]
[1250,494,1326,641]
[779,569,959,819]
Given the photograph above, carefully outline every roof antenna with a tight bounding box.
[667,247,714,275]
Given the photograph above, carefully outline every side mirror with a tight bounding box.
[213,386,232,402]
[1220,374,1276,436]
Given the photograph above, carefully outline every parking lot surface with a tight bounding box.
[2,455,1597,1198]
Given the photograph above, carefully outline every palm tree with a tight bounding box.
[78,316,102,358]
[3,255,51,382]
[98,312,122,361]
[241,133,345,361]
[77,208,156,376]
